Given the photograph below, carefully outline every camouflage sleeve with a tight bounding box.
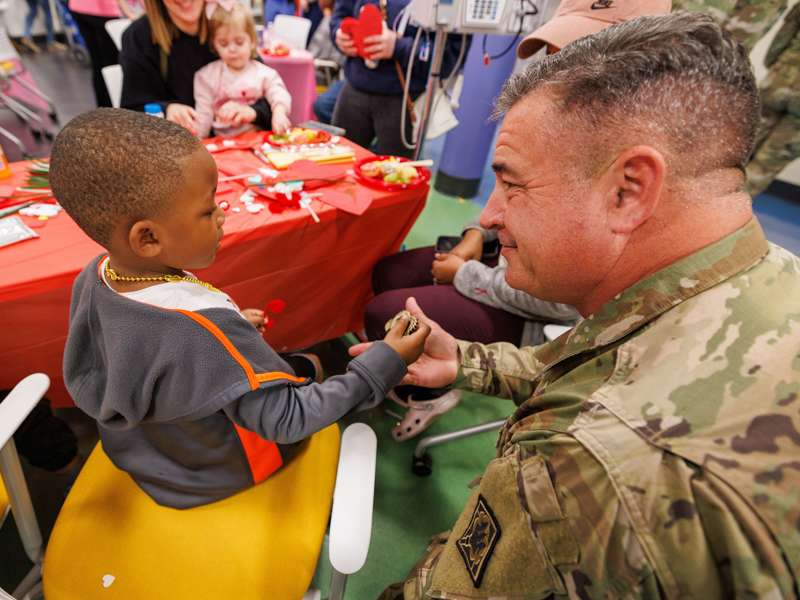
[451,339,545,405]
[723,0,788,52]
[765,2,800,67]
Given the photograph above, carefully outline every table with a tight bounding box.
[0,136,428,406]
[261,47,318,125]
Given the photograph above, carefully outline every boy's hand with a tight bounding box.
[271,106,291,136]
[349,297,459,387]
[242,308,266,333]
[382,315,431,365]
[431,253,465,285]
[218,102,257,126]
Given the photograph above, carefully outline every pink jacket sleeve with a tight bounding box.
[256,63,292,116]
[193,61,223,139]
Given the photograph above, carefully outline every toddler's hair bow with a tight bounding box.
[205,0,237,19]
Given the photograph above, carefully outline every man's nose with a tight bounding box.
[479,189,505,231]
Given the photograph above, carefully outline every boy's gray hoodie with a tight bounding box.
[64,254,407,509]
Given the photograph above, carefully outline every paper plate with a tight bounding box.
[266,127,332,147]
[353,156,432,191]
[265,45,290,56]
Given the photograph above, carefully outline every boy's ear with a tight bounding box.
[129,221,163,258]
[602,145,665,235]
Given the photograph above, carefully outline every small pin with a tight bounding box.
[484,53,490,67]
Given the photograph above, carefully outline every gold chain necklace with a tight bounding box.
[104,261,222,293]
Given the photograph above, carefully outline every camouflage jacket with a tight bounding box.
[416,217,800,600]
[671,0,787,51]
[765,1,800,68]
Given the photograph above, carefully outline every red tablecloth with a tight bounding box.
[0,137,427,406]
[260,47,317,125]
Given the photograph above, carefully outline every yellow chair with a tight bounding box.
[1,374,378,600]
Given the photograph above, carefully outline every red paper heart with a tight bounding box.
[340,4,382,59]
[319,187,373,215]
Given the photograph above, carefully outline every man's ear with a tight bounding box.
[604,146,665,234]
[128,221,162,258]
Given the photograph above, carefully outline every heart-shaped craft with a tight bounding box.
[340,3,382,59]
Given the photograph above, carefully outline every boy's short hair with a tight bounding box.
[50,108,204,248]
[209,3,259,59]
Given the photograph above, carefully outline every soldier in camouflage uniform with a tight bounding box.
[746,1,800,196]
[671,0,787,51]
[359,13,800,600]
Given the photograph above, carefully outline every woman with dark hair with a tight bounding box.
[120,0,273,135]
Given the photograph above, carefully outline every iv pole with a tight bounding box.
[413,25,448,160]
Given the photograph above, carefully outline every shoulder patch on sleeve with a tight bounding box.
[456,493,502,588]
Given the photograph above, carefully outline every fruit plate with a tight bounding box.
[353,156,432,190]
[265,127,332,147]
[264,44,290,56]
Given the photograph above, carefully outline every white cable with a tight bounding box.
[400,25,424,150]
[402,30,468,150]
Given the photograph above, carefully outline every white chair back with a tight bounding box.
[104,18,131,51]
[101,64,123,108]
[272,14,312,50]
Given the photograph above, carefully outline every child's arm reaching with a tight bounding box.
[259,64,292,134]
[222,318,430,443]
[271,105,291,136]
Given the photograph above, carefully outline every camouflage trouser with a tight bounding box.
[746,61,800,196]
[376,532,450,600]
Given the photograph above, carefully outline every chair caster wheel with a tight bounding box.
[412,453,432,477]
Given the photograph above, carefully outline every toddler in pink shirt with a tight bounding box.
[194,1,292,139]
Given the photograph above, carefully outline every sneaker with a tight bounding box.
[21,38,41,53]
[47,41,69,52]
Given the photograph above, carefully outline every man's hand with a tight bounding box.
[242,308,266,333]
[335,27,359,56]
[217,102,257,126]
[431,252,466,285]
[349,297,459,388]
[166,103,200,136]
[363,22,397,61]
[271,105,291,135]
[449,228,484,261]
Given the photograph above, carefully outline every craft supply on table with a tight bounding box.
[0,143,11,179]
[0,215,39,248]
[0,200,33,219]
[18,203,62,218]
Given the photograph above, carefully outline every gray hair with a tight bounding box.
[495,13,760,177]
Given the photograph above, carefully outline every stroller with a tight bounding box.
[54,0,90,65]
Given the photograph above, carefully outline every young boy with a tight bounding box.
[51,108,429,509]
